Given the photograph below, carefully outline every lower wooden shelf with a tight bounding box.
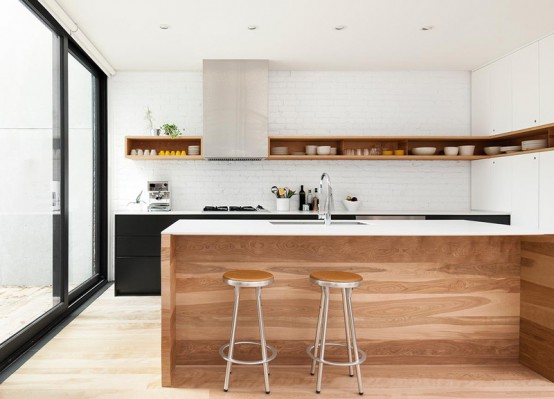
[268,155,486,160]
[125,155,203,160]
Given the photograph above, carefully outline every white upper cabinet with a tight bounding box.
[540,34,554,125]
[511,42,540,130]
[471,57,512,136]
[471,66,492,135]
[490,57,513,135]
[539,151,554,231]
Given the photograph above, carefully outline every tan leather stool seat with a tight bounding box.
[223,270,274,288]
[310,271,363,284]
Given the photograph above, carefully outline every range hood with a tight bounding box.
[203,60,269,161]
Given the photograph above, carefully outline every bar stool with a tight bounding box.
[219,270,277,394]
[307,271,366,395]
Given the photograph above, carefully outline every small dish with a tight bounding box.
[317,146,331,155]
[411,147,436,155]
[458,145,475,156]
[305,145,317,155]
[444,147,459,156]
[484,146,501,155]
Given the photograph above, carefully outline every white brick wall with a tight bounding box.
[110,70,471,211]
[108,70,471,279]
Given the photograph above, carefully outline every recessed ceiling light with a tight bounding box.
[247,25,258,30]
[335,25,346,30]
[421,25,434,31]
[159,24,170,30]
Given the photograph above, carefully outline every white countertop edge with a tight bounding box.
[115,209,510,216]
[161,219,543,236]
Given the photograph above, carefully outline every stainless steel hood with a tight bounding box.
[203,60,269,160]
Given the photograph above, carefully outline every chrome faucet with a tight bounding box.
[319,172,334,226]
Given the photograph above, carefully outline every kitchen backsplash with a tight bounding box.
[109,70,471,211]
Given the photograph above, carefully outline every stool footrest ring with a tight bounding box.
[307,342,366,367]
[220,341,277,365]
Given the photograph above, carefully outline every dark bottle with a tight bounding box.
[299,185,306,210]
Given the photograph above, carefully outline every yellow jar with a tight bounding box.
[159,150,165,156]
[382,150,393,156]
[394,149,405,156]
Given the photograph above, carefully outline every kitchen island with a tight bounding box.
[161,219,554,387]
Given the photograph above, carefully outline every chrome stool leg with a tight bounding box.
[310,287,325,376]
[342,288,354,377]
[347,288,364,395]
[307,271,365,395]
[316,286,330,394]
[256,287,271,394]
[224,286,240,392]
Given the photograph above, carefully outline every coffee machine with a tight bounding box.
[147,181,171,212]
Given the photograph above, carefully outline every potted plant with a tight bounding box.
[161,123,182,138]
[271,186,296,211]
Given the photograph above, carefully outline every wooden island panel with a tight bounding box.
[520,235,554,382]
[161,234,520,382]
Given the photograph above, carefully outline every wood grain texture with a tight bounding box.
[3,286,554,399]
[166,235,521,372]
[161,234,176,387]
[520,235,554,382]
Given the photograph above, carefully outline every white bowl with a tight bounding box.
[305,145,317,155]
[458,145,475,156]
[411,147,436,156]
[317,146,331,155]
[342,199,361,212]
[484,146,501,155]
[444,146,459,156]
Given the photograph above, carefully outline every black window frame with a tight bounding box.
[0,0,108,372]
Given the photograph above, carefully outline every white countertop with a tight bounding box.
[115,209,510,216]
[162,219,540,236]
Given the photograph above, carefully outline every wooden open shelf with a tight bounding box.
[268,123,554,160]
[125,136,202,159]
[125,123,554,161]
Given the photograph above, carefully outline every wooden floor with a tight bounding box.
[1,286,554,398]
[0,285,53,344]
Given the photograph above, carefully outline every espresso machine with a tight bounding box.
[147,181,171,212]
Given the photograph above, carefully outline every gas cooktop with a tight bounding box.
[203,205,267,212]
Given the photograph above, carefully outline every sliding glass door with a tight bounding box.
[0,0,63,347]
[0,0,107,370]
[68,53,98,294]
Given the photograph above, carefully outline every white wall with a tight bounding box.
[110,70,471,211]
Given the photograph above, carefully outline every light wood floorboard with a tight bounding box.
[0,286,53,344]
[1,286,554,398]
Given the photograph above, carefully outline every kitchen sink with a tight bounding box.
[269,221,368,225]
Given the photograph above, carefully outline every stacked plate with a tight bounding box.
[521,139,547,151]
[271,146,289,155]
[500,145,521,153]
[188,145,200,155]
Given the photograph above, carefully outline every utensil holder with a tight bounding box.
[276,198,290,211]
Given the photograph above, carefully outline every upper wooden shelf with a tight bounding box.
[268,123,554,160]
[125,136,202,160]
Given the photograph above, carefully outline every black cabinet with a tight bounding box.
[115,215,185,296]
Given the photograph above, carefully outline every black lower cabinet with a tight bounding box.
[115,257,161,295]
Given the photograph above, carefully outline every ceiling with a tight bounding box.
[55,0,554,72]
